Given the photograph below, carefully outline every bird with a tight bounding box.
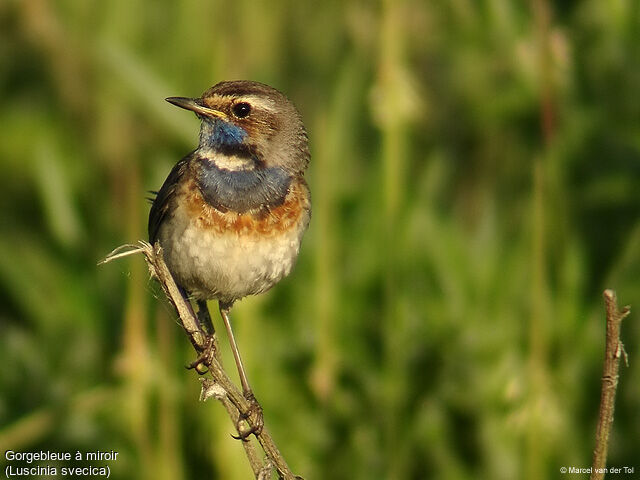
[148,80,311,437]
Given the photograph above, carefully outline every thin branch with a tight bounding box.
[102,241,301,480]
[200,378,264,475]
[590,289,631,480]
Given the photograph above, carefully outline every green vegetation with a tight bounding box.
[0,1,638,479]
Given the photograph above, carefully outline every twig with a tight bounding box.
[101,241,301,480]
[590,289,630,480]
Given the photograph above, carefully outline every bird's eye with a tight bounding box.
[232,102,251,118]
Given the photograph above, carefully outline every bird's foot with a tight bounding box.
[232,392,264,441]
[186,334,217,374]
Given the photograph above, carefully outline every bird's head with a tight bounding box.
[166,80,309,175]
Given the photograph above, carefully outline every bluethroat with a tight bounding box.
[149,80,311,436]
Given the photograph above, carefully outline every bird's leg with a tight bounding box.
[219,301,264,439]
[176,286,212,364]
[196,299,216,336]
[219,302,251,393]
[187,299,218,374]
[178,286,200,329]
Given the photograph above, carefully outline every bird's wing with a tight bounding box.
[148,154,192,244]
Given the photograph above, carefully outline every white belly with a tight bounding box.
[157,204,306,303]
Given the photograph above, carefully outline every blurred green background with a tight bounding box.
[1,1,638,479]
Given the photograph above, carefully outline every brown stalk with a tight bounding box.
[590,289,630,480]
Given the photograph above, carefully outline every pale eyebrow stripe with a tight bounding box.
[237,95,277,112]
[204,94,278,113]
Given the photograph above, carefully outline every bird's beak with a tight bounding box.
[165,97,228,120]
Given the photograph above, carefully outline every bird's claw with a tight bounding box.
[232,392,264,441]
[186,335,217,374]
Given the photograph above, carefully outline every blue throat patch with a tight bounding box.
[204,118,247,148]
[196,118,291,212]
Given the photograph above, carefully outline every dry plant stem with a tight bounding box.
[590,289,630,480]
[101,241,300,480]
[201,379,264,476]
